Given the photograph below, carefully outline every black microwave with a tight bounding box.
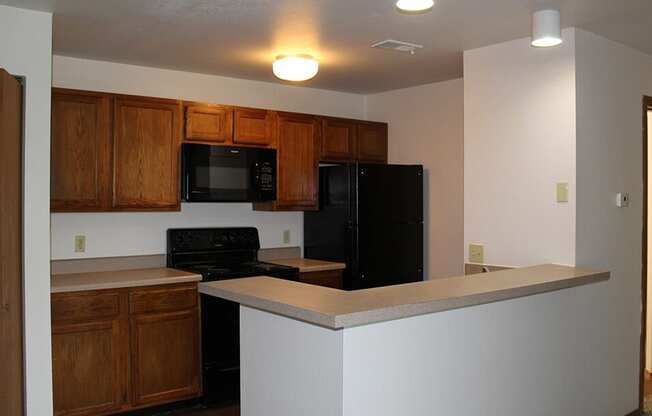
[181,143,277,202]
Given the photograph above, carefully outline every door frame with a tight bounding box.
[640,95,652,413]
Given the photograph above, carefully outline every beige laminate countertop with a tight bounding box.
[199,264,609,329]
[51,268,202,293]
[267,258,346,273]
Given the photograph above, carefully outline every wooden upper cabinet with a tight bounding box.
[51,89,112,212]
[184,103,233,143]
[320,117,356,162]
[233,107,275,147]
[255,112,319,211]
[113,96,182,211]
[357,121,388,163]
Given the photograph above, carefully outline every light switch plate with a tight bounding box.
[469,243,484,264]
[556,182,569,203]
[282,230,291,244]
[74,235,86,253]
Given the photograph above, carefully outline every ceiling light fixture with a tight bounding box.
[273,55,319,82]
[531,9,563,48]
[395,0,435,14]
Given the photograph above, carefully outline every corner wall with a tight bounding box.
[0,5,53,415]
[574,28,652,412]
[464,28,577,267]
[365,79,465,279]
[51,56,366,259]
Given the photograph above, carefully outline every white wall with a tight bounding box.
[0,5,53,415]
[342,283,613,416]
[365,79,464,279]
[51,55,366,259]
[574,29,652,410]
[241,306,343,416]
[464,28,577,267]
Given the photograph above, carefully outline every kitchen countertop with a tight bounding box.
[267,258,346,273]
[51,268,202,293]
[199,264,609,329]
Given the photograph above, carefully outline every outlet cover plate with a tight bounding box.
[74,235,86,253]
[469,243,484,263]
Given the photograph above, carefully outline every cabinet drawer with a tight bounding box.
[299,270,343,289]
[129,284,197,314]
[52,291,122,323]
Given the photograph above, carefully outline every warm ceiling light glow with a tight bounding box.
[395,0,435,13]
[272,55,319,82]
[531,9,563,48]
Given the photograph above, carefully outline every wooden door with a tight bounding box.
[113,96,182,211]
[357,121,388,163]
[261,112,319,211]
[130,309,201,406]
[320,117,356,162]
[234,107,275,147]
[184,103,233,143]
[52,319,128,416]
[0,69,23,416]
[51,89,112,211]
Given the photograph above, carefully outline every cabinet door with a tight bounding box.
[51,89,112,211]
[184,104,233,143]
[269,112,320,211]
[130,309,201,407]
[357,121,388,163]
[52,319,128,416]
[320,117,356,162]
[234,107,274,147]
[113,96,182,211]
[0,68,23,416]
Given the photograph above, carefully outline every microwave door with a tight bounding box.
[182,143,277,203]
[183,144,251,202]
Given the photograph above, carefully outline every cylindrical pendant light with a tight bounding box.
[531,9,563,48]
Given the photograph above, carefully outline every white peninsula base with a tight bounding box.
[240,284,621,416]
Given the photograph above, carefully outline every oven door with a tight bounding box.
[182,143,276,202]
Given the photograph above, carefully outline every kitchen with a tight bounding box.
[1,1,651,416]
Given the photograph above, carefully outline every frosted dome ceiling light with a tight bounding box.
[273,55,319,82]
[531,9,563,48]
[395,0,435,13]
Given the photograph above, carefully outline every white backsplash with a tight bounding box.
[51,203,302,260]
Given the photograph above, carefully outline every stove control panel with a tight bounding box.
[168,227,261,253]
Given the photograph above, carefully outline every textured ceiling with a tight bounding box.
[2,0,652,93]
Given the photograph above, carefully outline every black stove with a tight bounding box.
[167,227,299,281]
[166,227,299,405]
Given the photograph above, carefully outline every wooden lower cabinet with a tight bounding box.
[52,283,201,416]
[131,309,201,406]
[299,270,344,289]
[52,319,128,416]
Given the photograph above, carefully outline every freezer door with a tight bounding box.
[356,164,423,224]
[304,165,354,265]
[352,222,423,290]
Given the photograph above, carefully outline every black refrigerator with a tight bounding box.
[304,163,424,290]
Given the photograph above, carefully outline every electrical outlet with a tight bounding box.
[282,230,291,244]
[74,235,86,253]
[469,243,484,264]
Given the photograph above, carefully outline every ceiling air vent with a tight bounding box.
[371,39,423,54]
